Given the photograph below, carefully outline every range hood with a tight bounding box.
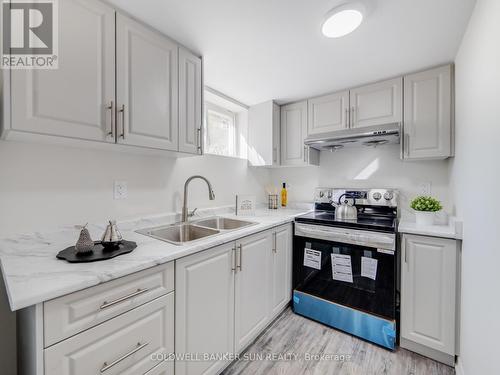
[304,123,401,151]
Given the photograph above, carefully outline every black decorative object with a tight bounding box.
[57,240,137,263]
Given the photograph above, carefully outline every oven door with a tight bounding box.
[293,223,396,319]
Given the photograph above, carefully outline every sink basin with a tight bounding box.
[194,217,257,230]
[137,223,220,245]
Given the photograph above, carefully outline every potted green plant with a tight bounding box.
[410,196,443,226]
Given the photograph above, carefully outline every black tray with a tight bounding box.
[57,240,137,263]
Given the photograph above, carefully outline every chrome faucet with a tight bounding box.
[182,175,216,222]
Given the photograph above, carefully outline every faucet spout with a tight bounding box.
[182,175,216,222]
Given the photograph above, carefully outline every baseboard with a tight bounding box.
[455,357,465,375]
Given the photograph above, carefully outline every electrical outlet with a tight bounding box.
[114,181,128,200]
[418,182,432,196]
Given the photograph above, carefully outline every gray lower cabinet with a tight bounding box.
[175,224,293,375]
[401,234,459,366]
[17,262,175,375]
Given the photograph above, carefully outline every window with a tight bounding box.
[204,102,238,157]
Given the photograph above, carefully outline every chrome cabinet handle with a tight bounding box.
[100,288,149,310]
[273,147,277,163]
[231,246,236,272]
[272,232,277,253]
[303,146,307,163]
[345,108,349,128]
[118,104,125,139]
[351,106,355,127]
[100,342,149,373]
[197,128,202,153]
[106,101,114,137]
[237,244,242,271]
[405,133,410,157]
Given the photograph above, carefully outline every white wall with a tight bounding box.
[450,1,500,374]
[270,145,451,220]
[0,141,269,237]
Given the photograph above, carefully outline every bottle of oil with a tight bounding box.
[281,183,288,207]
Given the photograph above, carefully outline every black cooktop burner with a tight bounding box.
[295,210,397,233]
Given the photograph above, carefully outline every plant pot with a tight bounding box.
[415,211,435,226]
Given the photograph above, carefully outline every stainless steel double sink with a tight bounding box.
[136,217,257,245]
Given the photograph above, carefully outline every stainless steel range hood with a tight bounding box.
[305,123,401,151]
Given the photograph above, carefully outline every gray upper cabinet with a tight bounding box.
[281,101,319,166]
[178,47,203,154]
[4,0,203,155]
[403,65,452,160]
[9,0,115,142]
[116,14,179,151]
[307,91,349,135]
[349,77,403,128]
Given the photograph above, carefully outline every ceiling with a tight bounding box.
[109,0,476,106]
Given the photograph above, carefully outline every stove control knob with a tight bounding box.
[327,191,333,199]
[384,191,394,201]
[319,191,325,198]
[372,192,382,201]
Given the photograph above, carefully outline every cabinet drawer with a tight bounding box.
[45,292,174,375]
[44,262,174,347]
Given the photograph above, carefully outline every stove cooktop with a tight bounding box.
[295,211,397,233]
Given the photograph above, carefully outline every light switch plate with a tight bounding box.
[418,182,432,195]
[114,181,128,200]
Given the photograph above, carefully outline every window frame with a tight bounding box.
[204,101,239,158]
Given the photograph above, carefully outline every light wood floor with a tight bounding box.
[223,308,454,375]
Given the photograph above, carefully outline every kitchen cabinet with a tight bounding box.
[307,91,349,135]
[281,101,319,166]
[8,0,115,142]
[234,231,273,352]
[248,100,281,167]
[116,14,179,151]
[403,65,453,160]
[349,77,403,128]
[401,234,459,366]
[3,0,203,156]
[175,242,235,375]
[270,224,292,317]
[45,293,174,375]
[178,47,203,154]
[175,224,293,374]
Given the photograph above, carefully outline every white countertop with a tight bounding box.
[398,217,462,240]
[0,207,311,311]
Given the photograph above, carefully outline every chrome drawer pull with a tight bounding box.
[100,342,149,373]
[100,288,149,310]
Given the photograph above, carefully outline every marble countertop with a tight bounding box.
[398,217,462,240]
[0,206,311,311]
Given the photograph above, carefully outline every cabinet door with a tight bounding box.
[270,224,292,318]
[403,65,452,160]
[175,243,235,375]
[116,14,178,150]
[281,101,309,166]
[45,293,174,375]
[10,0,115,141]
[234,231,273,352]
[350,77,402,128]
[401,235,457,355]
[308,91,349,135]
[178,47,202,154]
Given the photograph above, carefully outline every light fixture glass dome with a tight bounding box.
[321,3,365,38]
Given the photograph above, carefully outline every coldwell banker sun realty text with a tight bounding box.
[1,0,58,69]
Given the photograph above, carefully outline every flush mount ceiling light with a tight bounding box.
[321,1,370,38]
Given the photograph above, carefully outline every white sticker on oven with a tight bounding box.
[331,254,353,283]
[304,248,322,270]
[361,256,378,280]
